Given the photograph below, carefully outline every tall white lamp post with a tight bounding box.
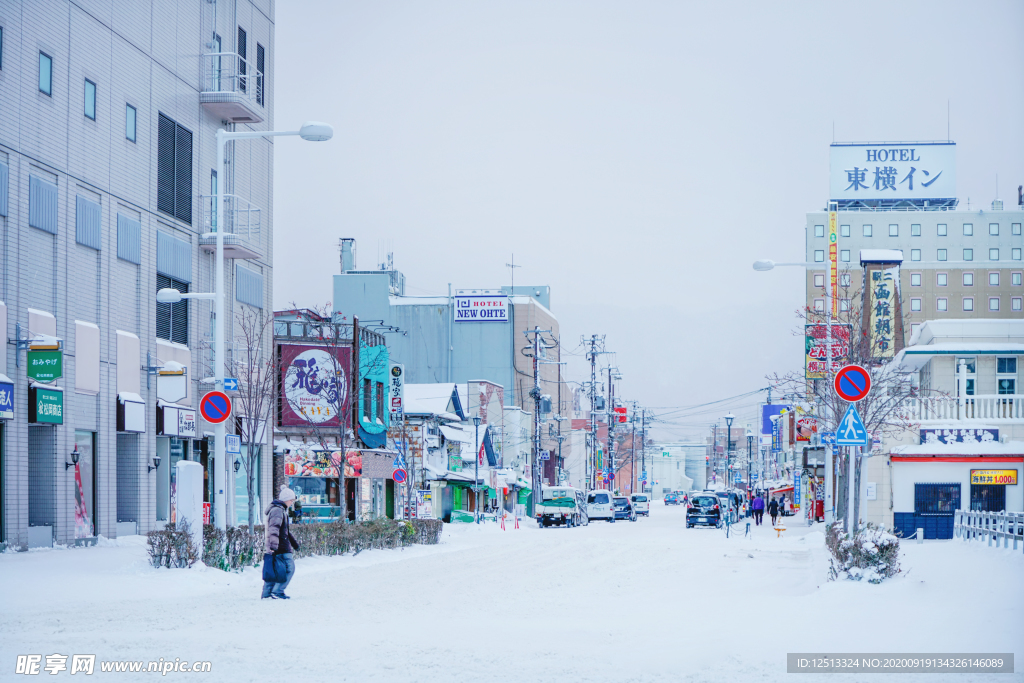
[158,121,333,530]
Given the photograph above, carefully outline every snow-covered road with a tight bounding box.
[1,505,1021,682]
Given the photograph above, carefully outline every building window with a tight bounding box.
[840,224,850,237]
[911,223,921,236]
[989,223,999,236]
[863,224,872,237]
[362,378,372,420]
[813,299,824,312]
[237,27,247,93]
[996,358,1017,395]
[839,299,850,312]
[915,484,960,515]
[157,113,193,224]
[988,297,999,312]
[955,357,976,396]
[814,250,824,262]
[889,224,898,237]
[1012,297,1022,311]
[814,224,824,238]
[910,298,921,312]
[84,79,96,120]
[256,43,265,106]
[813,273,824,288]
[910,323,921,338]
[937,223,947,236]
[937,249,947,261]
[936,298,947,311]
[936,273,947,286]
[39,52,52,95]
[963,297,974,312]
[963,248,973,261]
[156,274,189,345]
[0,26,3,70]
[375,381,385,422]
[963,272,974,286]
[1013,272,1022,286]
[911,249,921,261]
[840,273,851,287]
[840,250,850,262]
[125,104,136,142]
[1013,223,1022,236]
[989,248,999,261]
[1014,248,1022,261]
[963,223,973,236]
[989,272,999,286]
[910,273,921,287]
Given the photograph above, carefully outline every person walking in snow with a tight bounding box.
[262,487,300,600]
[752,494,765,526]
[768,497,779,527]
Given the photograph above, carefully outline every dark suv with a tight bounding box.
[613,497,637,522]
[686,494,722,528]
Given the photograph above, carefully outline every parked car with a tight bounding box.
[613,496,637,522]
[630,494,650,516]
[686,493,722,528]
[536,486,588,528]
[714,490,742,525]
[587,489,616,522]
[664,492,681,505]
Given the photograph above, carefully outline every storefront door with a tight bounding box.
[28,426,56,547]
[74,431,96,537]
[157,437,188,523]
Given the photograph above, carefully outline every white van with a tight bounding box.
[630,494,650,517]
[587,489,616,522]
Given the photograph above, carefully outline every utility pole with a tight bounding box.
[630,405,637,494]
[583,335,606,491]
[525,327,552,514]
[640,409,647,493]
[607,367,615,492]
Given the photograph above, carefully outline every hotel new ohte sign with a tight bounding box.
[454,290,508,322]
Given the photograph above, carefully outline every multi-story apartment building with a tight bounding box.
[0,1,275,549]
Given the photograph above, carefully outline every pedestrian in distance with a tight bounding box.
[752,494,765,526]
[768,497,779,527]
[262,487,300,600]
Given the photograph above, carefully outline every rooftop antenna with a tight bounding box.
[506,253,522,292]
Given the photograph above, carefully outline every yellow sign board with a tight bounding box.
[970,469,1018,485]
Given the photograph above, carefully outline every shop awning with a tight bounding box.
[117,392,146,433]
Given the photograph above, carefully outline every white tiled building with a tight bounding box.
[0,0,275,549]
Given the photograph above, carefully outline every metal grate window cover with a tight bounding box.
[237,27,247,93]
[157,113,193,225]
[914,483,960,515]
[0,161,8,217]
[156,231,192,283]
[235,264,263,308]
[117,214,142,264]
[29,175,58,234]
[75,195,102,250]
[156,273,189,345]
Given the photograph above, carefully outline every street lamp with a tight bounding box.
[724,413,734,489]
[473,415,482,524]
[158,121,333,531]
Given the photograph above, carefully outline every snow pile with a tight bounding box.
[826,522,901,584]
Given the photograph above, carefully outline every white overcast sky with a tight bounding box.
[273,1,1024,439]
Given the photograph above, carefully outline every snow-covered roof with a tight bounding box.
[859,249,904,263]
[404,383,465,419]
[891,441,1024,456]
[440,425,472,443]
[895,342,1024,370]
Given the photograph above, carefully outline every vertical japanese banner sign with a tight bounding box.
[868,266,899,360]
[828,209,838,318]
[73,463,92,539]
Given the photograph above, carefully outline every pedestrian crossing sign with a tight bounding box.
[836,404,869,446]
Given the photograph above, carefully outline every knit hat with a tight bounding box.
[279,487,296,502]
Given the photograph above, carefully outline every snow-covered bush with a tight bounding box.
[146,520,201,568]
[199,518,444,571]
[826,522,901,584]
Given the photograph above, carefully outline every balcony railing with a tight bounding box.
[274,321,386,349]
[199,52,264,123]
[200,194,261,240]
[906,395,1024,423]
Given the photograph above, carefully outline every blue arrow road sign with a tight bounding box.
[820,432,836,446]
[836,405,869,446]
[223,377,239,392]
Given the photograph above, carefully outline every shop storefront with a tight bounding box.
[890,443,1023,539]
[156,402,197,524]
[280,444,360,521]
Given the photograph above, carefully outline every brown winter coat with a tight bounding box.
[264,501,299,555]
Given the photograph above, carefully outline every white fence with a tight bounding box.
[954,510,1024,553]
[907,395,1024,422]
